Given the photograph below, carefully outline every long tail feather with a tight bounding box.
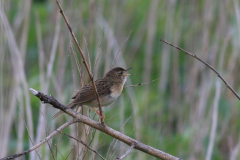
[51,102,77,120]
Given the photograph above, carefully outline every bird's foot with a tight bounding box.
[93,108,105,120]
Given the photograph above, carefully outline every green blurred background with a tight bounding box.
[1,0,240,159]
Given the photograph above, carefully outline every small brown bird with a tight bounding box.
[52,67,133,120]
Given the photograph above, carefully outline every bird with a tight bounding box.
[51,67,133,120]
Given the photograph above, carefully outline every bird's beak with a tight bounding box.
[124,73,134,77]
[126,68,133,71]
[124,68,133,76]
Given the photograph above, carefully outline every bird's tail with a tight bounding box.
[51,102,77,120]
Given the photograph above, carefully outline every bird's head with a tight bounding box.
[105,67,133,84]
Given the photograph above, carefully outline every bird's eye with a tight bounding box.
[120,72,123,74]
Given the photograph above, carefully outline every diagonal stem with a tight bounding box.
[116,144,135,160]
[55,0,105,125]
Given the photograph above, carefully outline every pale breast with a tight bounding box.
[110,84,123,98]
[84,84,123,108]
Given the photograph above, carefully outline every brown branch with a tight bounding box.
[1,88,182,160]
[124,78,160,88]
[30,88,180,160]
[55,0,105,125]
[116,144,135,160]
[160,39,240,100]
[57,131,106,160]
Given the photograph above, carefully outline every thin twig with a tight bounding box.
[16,98,41,159]
[46,138,55,160]
[160,39,240,100]
[111,117,132,158]
[69,37,82,87]
[83,36,92,73]
[110,138,120,159]
[116,144,135,160]
[117,116,132,157]
[82,123,94,159]
[41,111,55,160]
[120,116,132,132]
[65,145,75,160]
[94,29,104,76]
[55,0,105,125]
[40,111,55,160]
[89,127,97,147]
[111,30,132,68]
[83,114,97,159]
[124,78,161,88]
[0,119,76,160]
[109,114,129,159]
[55,145,65,160]
[55,144,57,160]
[107,138,117,159]
[69,43,76,90]
[57,131,106,160]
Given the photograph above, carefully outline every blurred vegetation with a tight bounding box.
[1,0,240,160]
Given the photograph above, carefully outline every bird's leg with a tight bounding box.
[93,108,105,120]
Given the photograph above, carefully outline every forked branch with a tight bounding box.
[0,88,183,160]
[28,88,181,160]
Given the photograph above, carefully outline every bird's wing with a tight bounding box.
[71,79,111,104]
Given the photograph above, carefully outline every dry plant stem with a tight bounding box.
[56,146,64,160]
[230,136,240,160]
[111,30,132,69]
[116,144,135,160]
[83,36,92,73]
[27,88,181,160]
[66,145,75,160]
[160,39,240,100]
[69,37,81,81]
[16,99,41,159]
[55,144,57,160]
[0,5,34,153]
[55,0,104,125]
[94,30,104,76]
[83,114,97,159]
[0,119,75,160]
[206,81,221,160]
[124,78,161,88]
[58,131,106,160]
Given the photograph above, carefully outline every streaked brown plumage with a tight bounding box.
[52,67,133,119]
